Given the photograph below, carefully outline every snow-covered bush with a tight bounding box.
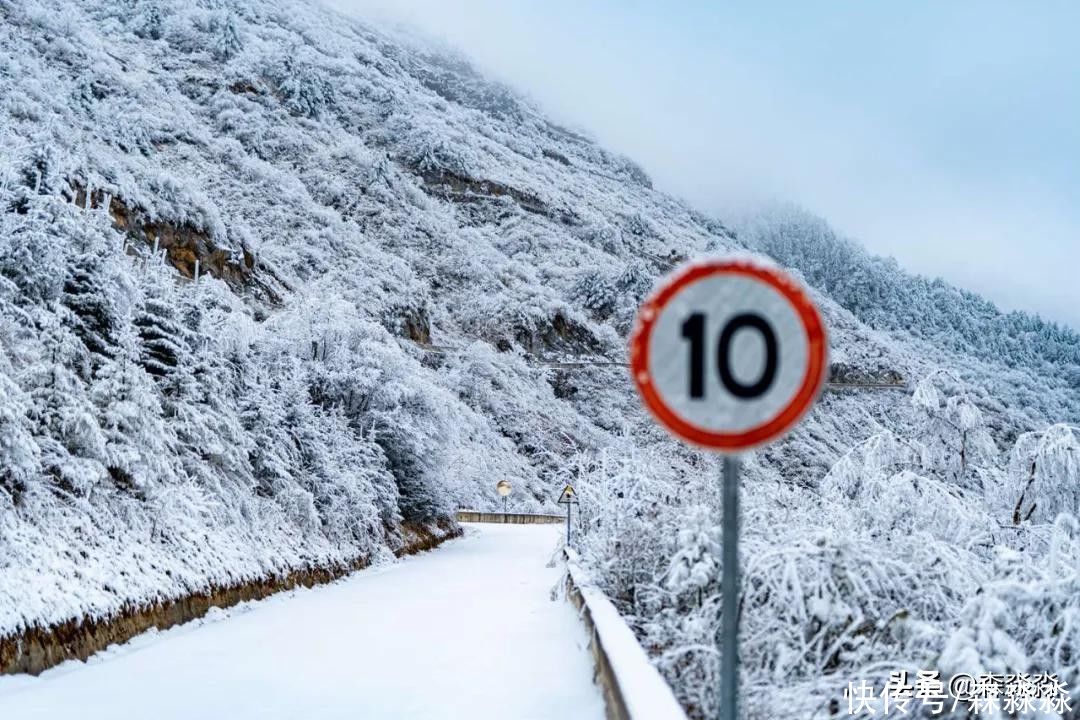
[266,50,336,119]
[398,120,479,178]
[942,516,1080,696]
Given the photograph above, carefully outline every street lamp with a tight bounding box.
[496,480,511,521]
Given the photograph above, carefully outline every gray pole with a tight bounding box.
[566,501,572,548]
[721,455,741,720]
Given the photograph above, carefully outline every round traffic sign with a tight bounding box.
[629,257,828,451]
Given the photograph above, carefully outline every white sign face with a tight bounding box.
[629,258,828,451]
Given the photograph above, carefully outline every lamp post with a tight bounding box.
[496,480,511,522]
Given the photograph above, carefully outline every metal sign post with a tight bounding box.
[720,455,740,720]
[496,480,511,522]
[628,257,829,720]
[557,484,578,548]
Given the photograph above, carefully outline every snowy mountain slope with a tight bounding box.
[1,1,1079,716]
[0,0,728,638]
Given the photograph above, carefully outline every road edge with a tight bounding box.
[564,547,688,720]
[0,520,462,676]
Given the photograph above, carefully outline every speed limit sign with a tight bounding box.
[628,256,828,720]
[629,257,828,450]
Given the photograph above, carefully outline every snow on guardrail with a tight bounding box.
[564,548,688,720]
[455,510,564,524]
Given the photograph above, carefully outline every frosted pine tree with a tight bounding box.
[572,269,618,320]
[309,408,390,549]
[238,355,306,517]
[666,504,721,609]
[91,320,178,493]
[208,11,243,62]
[61,246,121,377]
[0,203,66,309]
[133,283,186,385]
[130,0,167,41]
[23,316,108,494]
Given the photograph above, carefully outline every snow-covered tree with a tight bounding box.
[911,370,997,486]
[0,360,40,502]
[572,269,619,320]
[90,321,178,493]
[207,11,243,62]
[22,315,108,494]
[665,504,721,609]
[61,242,124,376]
[1007,424,1080,524]
[133,286,186,383]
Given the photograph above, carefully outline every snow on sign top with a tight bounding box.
[629,257,828,452]
[557,484,578,504]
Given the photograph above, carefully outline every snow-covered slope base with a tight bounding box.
[0,0,1078,716]
[0,524,603,720]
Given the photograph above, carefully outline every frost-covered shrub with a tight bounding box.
[820,432,995,546]
[942,517,1080,694]
[606,152,652,189]
[568,260,652,328]
[156,7,244,62]
[267,51,336,118]
[580,219,624,255]
[400,122,478,177]
[665,504,722,608]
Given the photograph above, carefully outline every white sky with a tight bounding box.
[328,0,1080,331]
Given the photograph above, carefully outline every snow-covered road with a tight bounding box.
[0,523,605,720]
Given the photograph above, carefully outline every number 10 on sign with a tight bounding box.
[629,257,828,720]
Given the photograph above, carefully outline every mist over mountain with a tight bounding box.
[1,1,1078,717]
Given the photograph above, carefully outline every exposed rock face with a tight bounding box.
[828,361,905,386]
[517,310,604,356]
[72,185,285,303]
[111,196,252,281]
[401,306,432,345]
[416,167,548,217]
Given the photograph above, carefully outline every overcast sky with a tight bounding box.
[330,0,1080,330]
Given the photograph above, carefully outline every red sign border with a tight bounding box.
[629,258,829,452]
